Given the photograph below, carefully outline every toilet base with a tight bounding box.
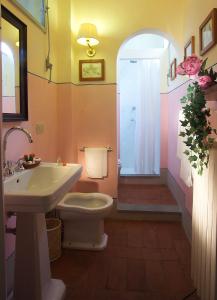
[63,233,108,250]
[62,219,108,251]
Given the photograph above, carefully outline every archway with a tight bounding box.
[116,30,179,208]
[117,31,178,177]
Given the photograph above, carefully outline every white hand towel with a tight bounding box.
[85,148,108,179]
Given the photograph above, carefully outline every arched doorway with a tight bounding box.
[117,33,170,176]
[117,31,179,208]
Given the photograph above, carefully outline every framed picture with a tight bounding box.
[170,58,177,81]
[79,59,105,81]
[184,36,195,58]
[199,8,217,55]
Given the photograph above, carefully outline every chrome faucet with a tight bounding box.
[3,126,33,176]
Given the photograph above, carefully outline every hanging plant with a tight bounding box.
[176,55,217,175]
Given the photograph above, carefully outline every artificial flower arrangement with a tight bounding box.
[176,55,217,175]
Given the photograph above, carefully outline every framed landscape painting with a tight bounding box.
[170,58,177,81]
[79,59,105,81]
[184,36,195,58]
[199,8,217,55]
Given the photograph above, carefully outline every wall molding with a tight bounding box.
[28,60,217,91]
[27,71,116,86]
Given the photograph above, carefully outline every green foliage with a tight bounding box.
[198,58,217,82]
[180,82,217,175]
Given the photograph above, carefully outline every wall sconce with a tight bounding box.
[77,23,99,57]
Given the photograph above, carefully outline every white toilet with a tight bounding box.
[57,193,113,250]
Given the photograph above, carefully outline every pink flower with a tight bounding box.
[182,55,202,76]
[176,63,186,75]
[198,75,212,89]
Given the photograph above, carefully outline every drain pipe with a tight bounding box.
[45,0,53,83]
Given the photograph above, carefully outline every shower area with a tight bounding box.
[117,33,178,208]
[119,57,160,175]
[118,33,168,176]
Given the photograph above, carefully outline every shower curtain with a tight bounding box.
[191,145,217,300]
[134,59,160,175]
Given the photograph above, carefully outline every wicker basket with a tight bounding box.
[46,218,62,262]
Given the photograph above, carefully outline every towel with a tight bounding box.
[177,110,193,187]
[85,147,108,179]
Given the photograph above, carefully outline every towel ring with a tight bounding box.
[80,146,112,152]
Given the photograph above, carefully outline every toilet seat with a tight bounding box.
[58,192,113,214]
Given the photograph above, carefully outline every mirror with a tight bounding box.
[1,5,28,122]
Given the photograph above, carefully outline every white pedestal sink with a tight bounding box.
[4,162,82,300]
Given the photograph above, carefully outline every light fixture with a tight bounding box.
[77,23,99,57]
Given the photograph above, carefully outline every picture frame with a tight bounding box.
[199,8,217,55]
[184,36,195,58]
[79,59,105,81]
[10,0,46,31]
[170,58,177,81]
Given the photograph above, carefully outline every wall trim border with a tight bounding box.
[27,71,117,86]
[27,60,217,91]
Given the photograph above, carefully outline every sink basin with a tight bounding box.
[4,162,82,213]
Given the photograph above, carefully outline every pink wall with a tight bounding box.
[160,94,168,168]
[167,82,193,213]
[57,83,78,163]
[57,83,118,197]
[3,73,58,162]
[74,84,117,198]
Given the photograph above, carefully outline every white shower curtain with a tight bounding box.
[134,59,160,175]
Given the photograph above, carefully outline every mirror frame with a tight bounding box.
[1,5,28,122]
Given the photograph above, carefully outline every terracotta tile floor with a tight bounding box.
[51,220,200,300]
[118,184,177,205]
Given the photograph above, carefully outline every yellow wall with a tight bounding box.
[2,0,45,79]
[2,0,217,84]
[1,0,66,83]
[183,0,217,67]
[71,0,187,84]
[54,0,73,83]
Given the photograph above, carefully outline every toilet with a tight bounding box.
[57,193,113,250]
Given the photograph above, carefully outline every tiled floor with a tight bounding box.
[51,220,199,300]
[118,184,177,206]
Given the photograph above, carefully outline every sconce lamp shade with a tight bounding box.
[77,23,99,46]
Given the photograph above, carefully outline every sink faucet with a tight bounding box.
[3,126,33,176]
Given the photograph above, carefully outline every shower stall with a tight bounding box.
[119,58,161,176]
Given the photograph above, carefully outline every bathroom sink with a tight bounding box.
[4,162,82,213]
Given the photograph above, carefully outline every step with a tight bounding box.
[119,169,167,185]
[109,200,181,222]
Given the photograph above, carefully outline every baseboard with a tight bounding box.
[167,171,192,242]
[6,252,15,299]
